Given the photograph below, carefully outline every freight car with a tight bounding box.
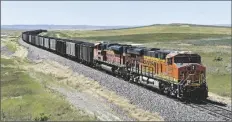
[22,30,208,100]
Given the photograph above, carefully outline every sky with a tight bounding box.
[1,1,231,26]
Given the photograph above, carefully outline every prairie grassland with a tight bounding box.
[21,59,163,121]
[42,32,230,43]
[3,39,18,52]
[41,25,231,43]
[1,30,25,38]
[41,24,231,97]
[44,24,231,37]
[1,33,98,121]
[1,57,98,121]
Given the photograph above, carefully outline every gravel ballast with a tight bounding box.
[19,39,228,121]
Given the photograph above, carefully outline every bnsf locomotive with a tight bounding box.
[22,30,208,100]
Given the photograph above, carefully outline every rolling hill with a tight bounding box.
[41,24,231,43]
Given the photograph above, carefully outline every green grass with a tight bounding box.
[41,25,231,44]
[75,33,229,43]
[206,73,231,97]
[1,33,22,53]
[41,24,231,37]
[184,38,231,46]
[1,58,15,65]
[1,58,97,121]
[1,30,25,38]
[4,40,18,52]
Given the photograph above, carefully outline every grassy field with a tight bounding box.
[3,39,18,52]
[1,33,98,121]
[40,24,231,42]
[1,58,97,121]
[41,24,231,97]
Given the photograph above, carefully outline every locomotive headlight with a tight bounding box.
[187,80,191,85]
[192,65,195,70]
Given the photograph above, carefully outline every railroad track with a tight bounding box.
[189,100,232,121]
[95,65,232,121]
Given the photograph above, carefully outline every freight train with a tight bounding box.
[22,30,208,100]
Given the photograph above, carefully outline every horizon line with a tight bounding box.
[2,23,231,26]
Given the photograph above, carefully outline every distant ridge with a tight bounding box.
[168,23,231,27]
[94,23,231,31]
[214,24,231,27]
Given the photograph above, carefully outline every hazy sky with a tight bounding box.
[1,1,231,26]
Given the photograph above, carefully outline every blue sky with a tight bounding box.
[1,1,231,26]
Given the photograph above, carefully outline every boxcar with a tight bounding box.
[80,43,86,62]
[29,35,32,43]
[66,40,76,57]
[44,37,50,49]
[49,38,56,51]
[35,36,40,46]
[39,36,44,47]
[89,45,94,63]
[56,39,66,55]
[80,42,94,63]
[31,35,36,45]
[22,33,28,42]
[75,41,83,60]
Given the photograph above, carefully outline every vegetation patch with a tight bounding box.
[40,24,231,42]
[206,73,231,97]
[75,33,229,43]
[185,38,231,46]
[1,57,97,121]
[3,40,18,52]
[21,60,163,121]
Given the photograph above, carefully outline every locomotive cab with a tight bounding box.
[166,51,208,100]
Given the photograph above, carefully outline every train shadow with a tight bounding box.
[204,99,227,106]
[179,97,227,107]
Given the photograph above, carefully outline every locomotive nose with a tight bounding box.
[187,64,196,70]
[186,64,197,74]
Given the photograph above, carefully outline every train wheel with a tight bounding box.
[123,75,130,81]
[159,83,165,95]
[199,91,208,100]
[164,87,172,97]
[129,76,134,83]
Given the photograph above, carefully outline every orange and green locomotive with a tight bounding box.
[94,42,208,100]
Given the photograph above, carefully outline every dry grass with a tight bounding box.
[208,92,231,105]
[18,60,163,121]
[1,33,97,121]
[1,58,97,121]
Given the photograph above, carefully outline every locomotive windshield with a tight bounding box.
[174,54,201,63]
